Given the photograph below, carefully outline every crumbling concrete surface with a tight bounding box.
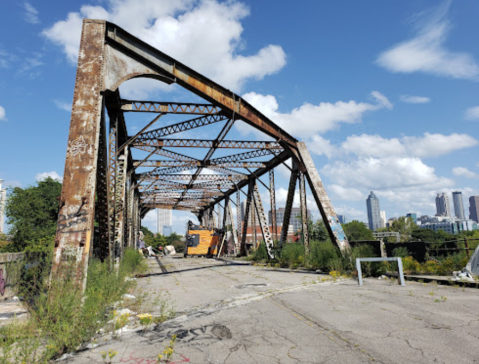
[67,256,479,364]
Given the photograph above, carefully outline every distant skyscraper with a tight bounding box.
[380,211,387,228]
[406,213,417,224]
[0,179,6,234]
[452,191,465,220]
[366,191,381,231]
[469,196,479,223]
[435,193,452,217]
[157,209,173,235]
[337,214,347,224]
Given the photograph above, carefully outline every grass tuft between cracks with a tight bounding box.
[0,248,148,363]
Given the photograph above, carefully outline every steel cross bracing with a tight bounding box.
[53,19,351,291]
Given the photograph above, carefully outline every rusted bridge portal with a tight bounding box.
[53,19,350,281]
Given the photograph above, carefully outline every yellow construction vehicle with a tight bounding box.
[185,221,222,257]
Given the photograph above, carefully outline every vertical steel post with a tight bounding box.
[114,147,129,258]
[299,171,310,255]
[240,181,254,256]
[252,183,275,259]
[236,191,241,246]
[251,197,257,249]
[296,142,350,252]
[53,19,106,289]
[280,163,299,245]
[269,169,277,242]
[96,106,110,261]
[108,115,118,266]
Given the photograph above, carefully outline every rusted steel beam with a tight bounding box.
[133,145,198,162]
[240,180,254,255]
[53,19,106,289]
[133,160,267,168]
[136,174,247,182]
[269,169,277,242]
[281,162,299,245]
[133,114,228,141]
[295,142,350,253]
[204,150,292,210]
[252,183,274,259]
[133,139,282,149]
[120,100,222,115]
[141,203,198,212]
[299,171,310,254]
[104,22,298,148]
[210,149,280,165]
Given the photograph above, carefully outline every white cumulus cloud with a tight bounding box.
[35,171,62,182]
[0,106,6,121]
[23,3,40,24]
[452,167,478,179]
[321,157,454,191]
[328,185,364,201]
[239,91,392,137]
[376,1,479,80]
[399,95,431,104]
[42,0,286,92]
[464,106,479,120]
[340,132,477,159]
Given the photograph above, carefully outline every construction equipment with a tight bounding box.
[185,221,220,257]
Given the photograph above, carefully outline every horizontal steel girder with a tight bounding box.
[132,139,282,149]
[120,100,222,114]
[132,160,268,168]
[131,114,228,140]
[136,173,248,182]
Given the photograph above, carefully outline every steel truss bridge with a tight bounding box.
[53,19,350,285]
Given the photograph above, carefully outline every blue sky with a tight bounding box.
[0,0,478,234]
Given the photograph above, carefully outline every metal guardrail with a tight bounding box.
[356,257,405,287]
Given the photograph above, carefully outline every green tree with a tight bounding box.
[5,177,62,252]
[389,216,414,242]
[309,220,328,241]
[342,220,374,241]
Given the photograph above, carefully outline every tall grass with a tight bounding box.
[0,248,147,363]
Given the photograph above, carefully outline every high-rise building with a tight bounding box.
[337,214,347,224]
[435,193,452,217]
[268,207,311,233]
[157,208,172,235]
[406,213,417,224]
[452,191,465,220]
[0,179,6,234]
[470,196,479,223]
[380,211,387,228]
[366,191,381,231]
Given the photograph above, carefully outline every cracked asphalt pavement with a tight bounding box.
[66,255,479,364]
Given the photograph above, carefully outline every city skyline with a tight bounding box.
[366,191,382,231]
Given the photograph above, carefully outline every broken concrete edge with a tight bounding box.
[386,272,479,289]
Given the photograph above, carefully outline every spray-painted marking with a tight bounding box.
[66,135,87,157]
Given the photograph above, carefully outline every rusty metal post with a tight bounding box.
[269,169,277,242]
[53,19,107,289]
[240,181,254,256]
[227,201,239,255]
[108,115,118,266]
[251,197,257,249]
[114,148,129,258]
[96,105,110,261]
[281,163,299,245]
[299,171,310,255]
[252,183,275,259]
[236,191,241,246]
[217,204,221,229]
[296,142,350,253]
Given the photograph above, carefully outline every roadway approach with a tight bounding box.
[66,256,479,364]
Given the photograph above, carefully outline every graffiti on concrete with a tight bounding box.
[151,324,232,345]
[120,352,190,364]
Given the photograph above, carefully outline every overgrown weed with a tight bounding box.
[0,248,148,363]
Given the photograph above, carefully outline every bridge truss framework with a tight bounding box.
[53,19,350,284]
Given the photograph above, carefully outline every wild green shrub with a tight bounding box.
[308,240,340,269]
[392,246,409,258]
[250,242,268,261]
[0,249,148,363]
[279,243,305,267]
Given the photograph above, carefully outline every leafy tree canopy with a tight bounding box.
[342,220,374,241]
[4,177,62,252]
